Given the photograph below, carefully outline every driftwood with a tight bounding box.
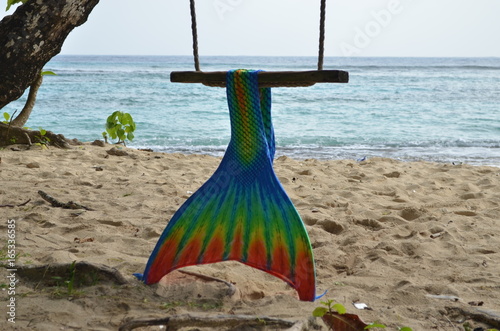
[119,314,303,331]
[0,198,31,208]
[38,190,94,211]
[446,306,500,329]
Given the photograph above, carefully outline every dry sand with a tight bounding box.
[1,143,499,330]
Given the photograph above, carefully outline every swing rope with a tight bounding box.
[189,0,200,71]
[175,0,347,87]
[318,0,326,70]
[189,0,327,72]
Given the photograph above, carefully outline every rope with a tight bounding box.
[189,0,328,73]
[318,0,326,70]
[190,0,200,71]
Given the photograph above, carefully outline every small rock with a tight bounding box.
[26,162,40,169]
[106,147,129,156]
[460,192,484,200]
[91,139,106,147]
[68,138,83,145]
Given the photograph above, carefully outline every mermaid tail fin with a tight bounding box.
[138,70,316,301]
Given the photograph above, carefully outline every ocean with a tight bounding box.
[3,55,500,166]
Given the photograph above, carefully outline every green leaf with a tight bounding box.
[127,132,134,141]
[121,112,133,125]
[107,111,119,123]
[312,307,328,318]
[107,126,118,139]
[3,112,9,121]
[116,111,124,123]
[333,303,347,315]
[117,128,125,140]
[365,322,387,329]
[6,0,26,11]
[41,70,56,76]
[399,327,413,331]
[39,128,46,136]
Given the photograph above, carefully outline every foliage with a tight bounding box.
[6,0,27,11]
[313,298,415,331]
[103,111,136,145]
[51,261,84,298]
[41,70,56,76]
[34,127,50,146]
[313,299,347,317]
[2,111,10,124]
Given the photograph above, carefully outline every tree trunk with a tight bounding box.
[10,73,43,127]
[0,0,100,110]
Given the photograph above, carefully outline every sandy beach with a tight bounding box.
[1,143,499,330]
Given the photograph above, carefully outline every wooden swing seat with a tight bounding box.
[170,70,349,87]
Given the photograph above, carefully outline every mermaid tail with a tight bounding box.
[137,70,316,301]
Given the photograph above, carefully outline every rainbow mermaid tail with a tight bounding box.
[136,69,316,301]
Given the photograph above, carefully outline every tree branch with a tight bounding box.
[10,73,43,127]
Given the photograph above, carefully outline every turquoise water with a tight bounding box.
[3,55,500,165]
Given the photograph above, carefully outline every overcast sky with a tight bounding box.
[3,0,500,57]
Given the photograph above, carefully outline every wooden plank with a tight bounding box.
[170,70,349,87]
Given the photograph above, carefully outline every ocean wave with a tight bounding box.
[128,143,500,166]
